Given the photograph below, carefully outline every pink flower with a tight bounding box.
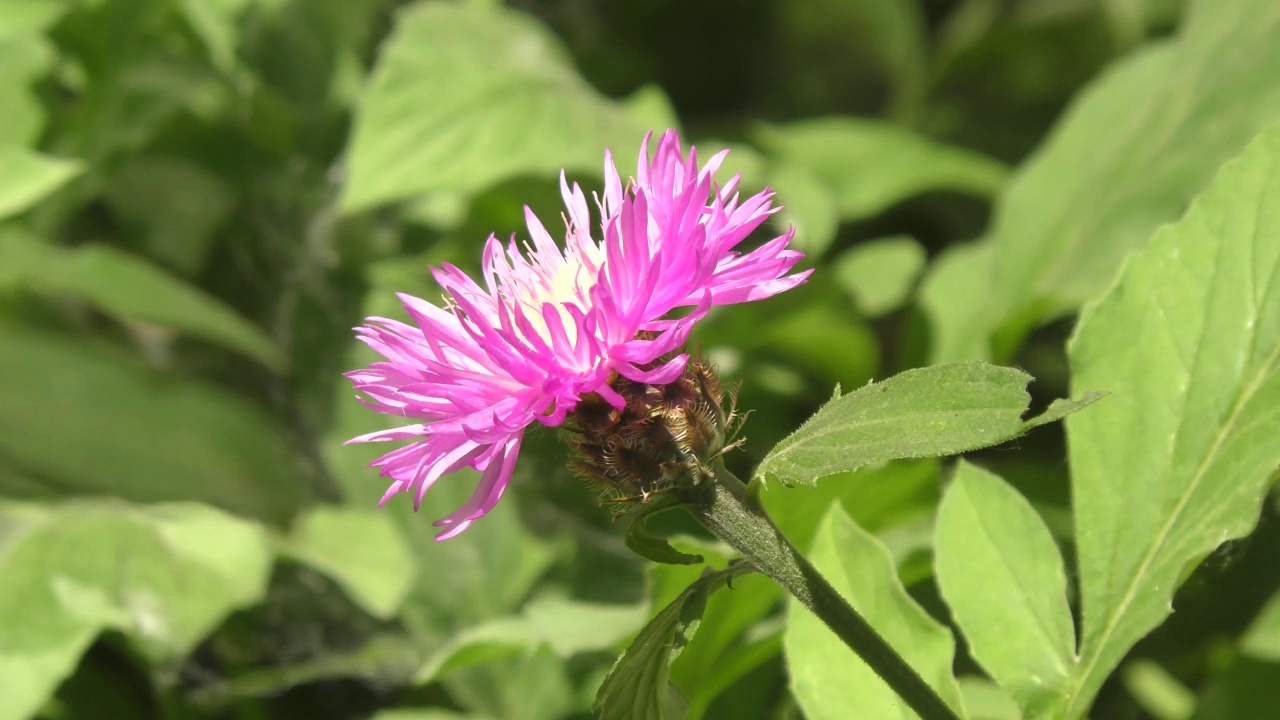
[346,130,811,539]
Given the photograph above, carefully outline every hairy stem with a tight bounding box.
[685,463,962,720]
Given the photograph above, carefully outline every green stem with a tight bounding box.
[685,463,962,720]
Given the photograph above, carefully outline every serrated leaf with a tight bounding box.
[594,565,749,720]
[0,501,271,720]
[926,0,1280,361]
[755,361,1101,487]
[784,504,965,719]
[0,229,283,368]
[0,147,82,219]
[282,507,416,620]
[755,118,1007,223]
[0,327,305,523]
[835,236,927,317]
[935,461,1076,718]
[341,2,652,213]
[1060,124,1280,718]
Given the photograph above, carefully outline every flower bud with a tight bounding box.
[565,356,743,506]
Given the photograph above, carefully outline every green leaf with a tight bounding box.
[0,35,54,145]
[933,0,1280,360]
[755,361,1101,487]
[281,507,416,620]
[1122,660,1195,720]
[0,0,67,40]
[625,508,705,566]
[593,565,750,720]
[0,501,271,720]
[0,327,305,523]
[835,236,927,317]
[341,2,652,213]
[919,241,995,363]
[1061,124,1280,718]
[0,147,82,219]
[957,678,1021,720]
[754,118,1007,223]
[784,504,965,719]
[1242,588,1280,661]
[768,162,839,257]
[0,229,283,369]
[934,461,1076,717]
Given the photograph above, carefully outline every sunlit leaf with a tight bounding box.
[755,118,1007,223]
[341,2,652,213]
[0,501,271,720]
[1062,124,1280,718]
[928,0,1280,361]
[834,236,927,317]
[594,565,749,720]
[784,504,965,719]
[0,147,82,219]
[755,361,1100,487]
[935,461,1076,717]
[281,507,416,620]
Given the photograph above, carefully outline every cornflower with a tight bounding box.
[346,130,810,539]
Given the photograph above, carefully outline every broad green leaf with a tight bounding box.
[935,462,1076,717]
[835,236,927,317]
[341,2,652,212]
[446,646,575,720]
[0,501,271,720]
[522,594,649,658]
[1122,660,1195,720]
[281,507,416,620]
[937,0,1280,360]
[755,361,1100,487]
[1241,588,1280,661]
[0,327,305,524]
[919,241,994,363]
[0,229,283,369]
[768,162,839,257]
[0,0,67,39]
[416,617,533,684]
[594,565,749,720]
[0,147,82,219]
[754,118,1007,223]
[957,678,1021,720]
[1062,125,1280,718]
[784,504,965,719]
[0,35,54,145]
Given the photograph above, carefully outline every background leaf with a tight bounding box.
[1062,124,1280,718]
[935,461,1076,718]
[0,229,283,368]
[0,501,271,720]
[784,504,965,719]
[834,235,927,317]
[0,147,81,219]
[341,1,656,213]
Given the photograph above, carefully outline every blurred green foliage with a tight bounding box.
[2,0,1279,719]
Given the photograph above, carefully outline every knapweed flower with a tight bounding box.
[346,130,810,539]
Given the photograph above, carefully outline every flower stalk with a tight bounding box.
[682,462,963,720]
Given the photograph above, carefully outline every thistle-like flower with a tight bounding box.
[346,130,810,539]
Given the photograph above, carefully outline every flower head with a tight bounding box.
[346,130,810,539]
